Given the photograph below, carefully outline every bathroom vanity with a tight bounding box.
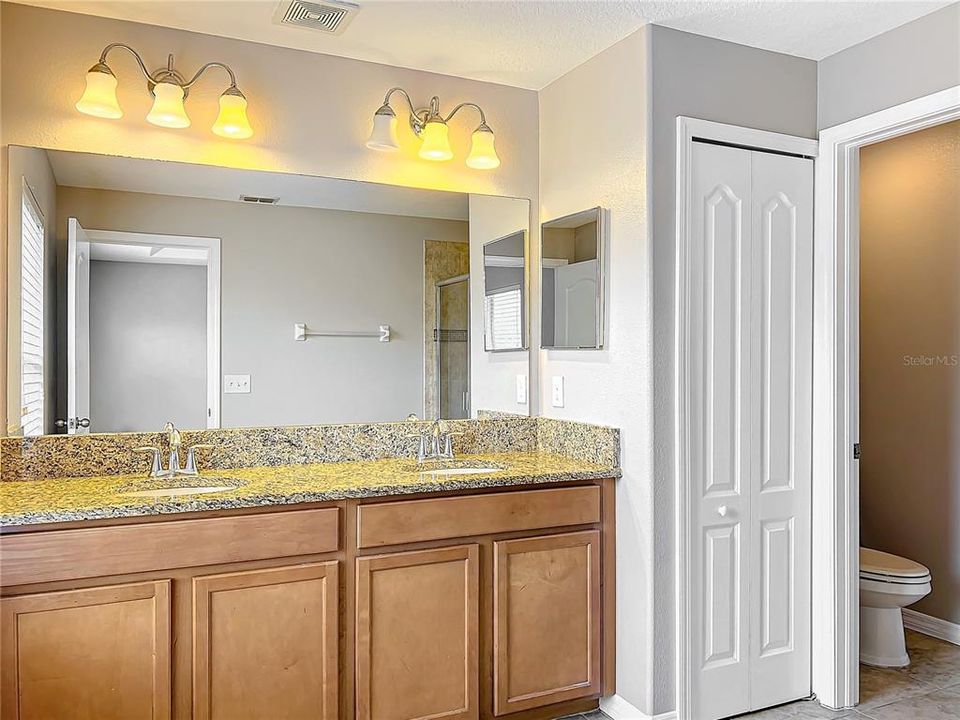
[0,453,617,720]
[1,137,617,720]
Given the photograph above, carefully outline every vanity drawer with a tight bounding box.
[356,485,600,548]
[0,508,340,587]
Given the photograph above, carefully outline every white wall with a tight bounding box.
[818,3,960,130]
[0,1,539,434]
[539,28,654,714]
[89,260,207,432]
[540,24,819,714]
[5,145,57,434]
[469,194,530,415]
[57,186,469,427]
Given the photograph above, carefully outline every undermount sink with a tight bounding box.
[409,461,504,476]
[119,477,246,498]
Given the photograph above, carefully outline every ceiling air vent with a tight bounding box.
[274,0,360,36]
[239,195,280,204]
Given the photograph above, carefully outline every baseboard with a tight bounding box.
[600,694,677,720]
[902,608,960,646]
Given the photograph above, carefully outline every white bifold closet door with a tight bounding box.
[689,141,813,720]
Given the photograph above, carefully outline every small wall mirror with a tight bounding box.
[541,207,604,350]
[482,230,527,352]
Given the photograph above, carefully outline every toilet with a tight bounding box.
[859,547,932,667]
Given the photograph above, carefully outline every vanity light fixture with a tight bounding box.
[76,44,254,139]
[366,88,500,169]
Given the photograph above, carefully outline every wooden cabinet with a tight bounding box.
[493,531,601,715]
[0,580,171,720]
[192,562,339,720]
[0,480,614,720]
[356,545,479,720]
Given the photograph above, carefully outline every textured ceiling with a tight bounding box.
[8,1,951,89]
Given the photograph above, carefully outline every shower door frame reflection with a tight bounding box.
[435,274,471,420]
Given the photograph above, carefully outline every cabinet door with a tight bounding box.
[0,580,171,720]
[493,531,600,715]
[356,545,479,720]
[192,562,339,720]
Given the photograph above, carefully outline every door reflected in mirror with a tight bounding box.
[541,208,604,350]
[5,146,530,435]
[482,230,527,352]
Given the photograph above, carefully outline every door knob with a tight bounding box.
[717,505,728,517]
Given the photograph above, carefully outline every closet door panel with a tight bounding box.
[689,141,753,720]
[749,150,813,710]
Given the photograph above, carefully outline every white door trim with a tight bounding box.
[84,228,222,429]
[675,116,818,720]
[811,84,960,710]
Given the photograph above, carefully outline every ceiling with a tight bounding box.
[45,149,470,220]
[8,0,951,89]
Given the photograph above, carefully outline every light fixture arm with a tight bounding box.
[380,87,420,118]
[444,102,489,130]
[377,88,491,136]
[94,44,242,94]
[96,43,154,82]
[183,61,240,91]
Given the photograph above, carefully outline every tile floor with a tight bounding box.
[738,631,960,719]
[576,631,960,720]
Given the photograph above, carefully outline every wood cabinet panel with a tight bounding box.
[0,508,340,587]
[356,545,479,720]
[192,562,339,720]
[0,580,171,720]
[356,486,600,548]
[493,531,601,715]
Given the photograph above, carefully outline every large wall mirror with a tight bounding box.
[482,230,527,352]
[5,145,530,435]
[541,207,605,350]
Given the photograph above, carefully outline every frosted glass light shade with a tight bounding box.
[366,110,400,151]
[466,126,500,169]
[418,119,453,161]
[212,91,253,139]
[76,68,122,119]
[147,82,190,128]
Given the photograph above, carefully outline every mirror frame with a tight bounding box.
[481,229,529,353]
[539,206,606,351]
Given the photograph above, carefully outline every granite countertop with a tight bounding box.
[0,451,621,527]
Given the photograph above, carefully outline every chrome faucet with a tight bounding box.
[134,422,213,477]
[165,421,182,475]
[408,418,459,463]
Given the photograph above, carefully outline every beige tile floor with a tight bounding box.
[577,630,960,720]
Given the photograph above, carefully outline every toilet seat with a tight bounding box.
[860,547,931,585]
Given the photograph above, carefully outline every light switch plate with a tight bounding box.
[224,374,251,394]
[516,375,527,404]
[551,376,565,408]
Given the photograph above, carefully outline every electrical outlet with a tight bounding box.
[224,374,251,394]
[516,375,527,404]
[551,376,565,408]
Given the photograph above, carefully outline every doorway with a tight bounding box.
[64,224,221,433]
[435,274,470,420]
[813,86,960,710]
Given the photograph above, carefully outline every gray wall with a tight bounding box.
[859,120,960,625]
[818,3,960,129]
[89,260,207,432]
[648,25,818,713]
[57,187,468,428]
